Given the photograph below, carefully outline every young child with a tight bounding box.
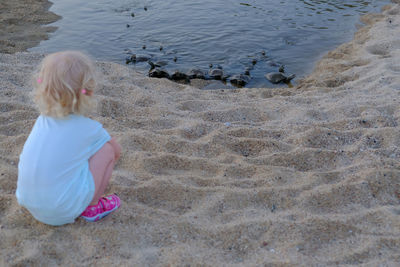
[16,51,122,226]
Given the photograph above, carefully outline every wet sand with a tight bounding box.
[0,0,59,53]
[1,1,400,266]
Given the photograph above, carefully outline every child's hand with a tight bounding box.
[109,137,121,161]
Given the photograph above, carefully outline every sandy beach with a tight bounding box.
[1,1,400,266]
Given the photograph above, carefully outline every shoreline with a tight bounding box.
[1,1,400,266]
[296,5,390,91]
[0,0,60,54]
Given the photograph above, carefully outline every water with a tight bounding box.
[30,0,390,87]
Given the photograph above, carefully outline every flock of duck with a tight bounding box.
[125,49,295,88]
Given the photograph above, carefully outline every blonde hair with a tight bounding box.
[33,51,97,118]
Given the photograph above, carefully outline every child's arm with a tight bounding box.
[108,137,122,161]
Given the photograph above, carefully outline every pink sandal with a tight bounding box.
[81,194,120,222]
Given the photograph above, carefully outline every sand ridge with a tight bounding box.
[1,3,400,267]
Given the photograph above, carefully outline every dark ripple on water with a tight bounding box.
[31,0,390,87]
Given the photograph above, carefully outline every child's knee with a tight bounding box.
[102,142,117,162]
[90,142,115,165]
[109,137,122,160]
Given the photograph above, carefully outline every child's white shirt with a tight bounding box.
[16,114,110,226]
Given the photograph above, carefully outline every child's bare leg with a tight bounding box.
[109,137,122,161]
[88,142,116,205]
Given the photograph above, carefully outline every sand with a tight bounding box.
[1,1,400,266]
[0,0,60,54]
